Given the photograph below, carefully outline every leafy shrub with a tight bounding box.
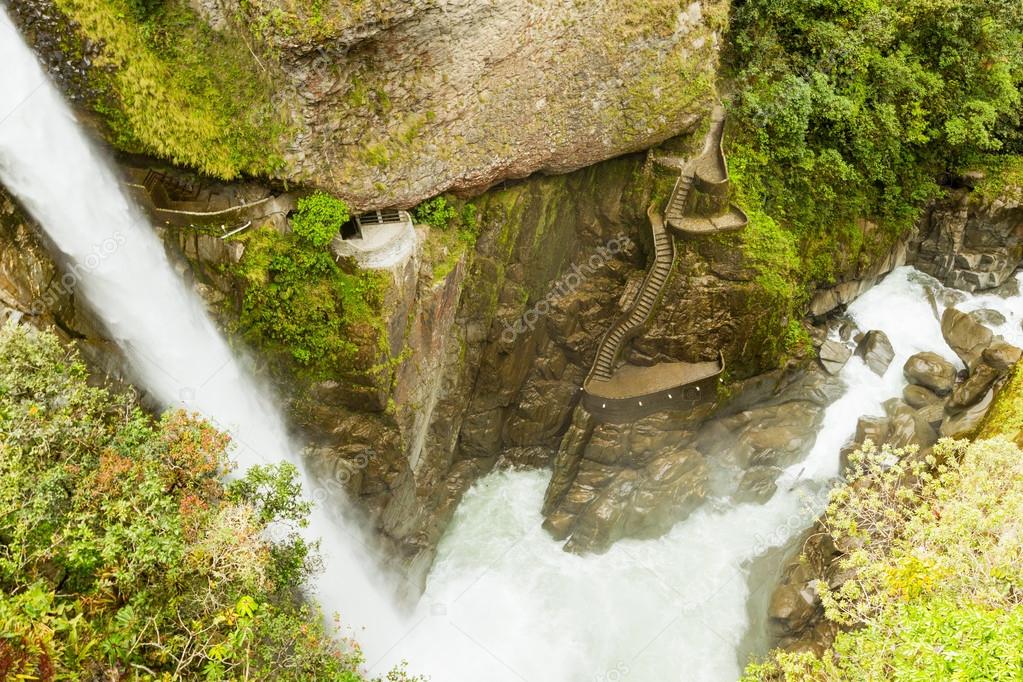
[0,323,413,680]
[411,196,459,230]
[292,191,351,248]
[744,436,1023,680]
[725,0,1023,368]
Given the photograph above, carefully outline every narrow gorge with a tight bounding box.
[1,1,1022,681]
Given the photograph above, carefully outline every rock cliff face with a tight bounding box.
[0,188,123,377]
[189,0,727,207]
[911,187,1023,292]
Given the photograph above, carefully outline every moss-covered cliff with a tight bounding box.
[12,0,729,208]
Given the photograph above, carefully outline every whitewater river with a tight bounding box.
[377,268,1023,682]
[5,7,1023,680]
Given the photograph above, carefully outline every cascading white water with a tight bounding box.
[0,8,404,658]
[6,7,1023,679]
[379,266,1023,682]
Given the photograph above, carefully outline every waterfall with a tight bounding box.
[0,8,403,659]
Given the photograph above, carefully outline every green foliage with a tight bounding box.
[972,154,1023,202]
[54,0,285,178]
[413,196,481,282]
[234,225,387,376]
[725,0,1023,367]
[978,363,1023,446]
[292,192,351,248]
[412,196,459,230]
[745,436,1023,680]
[0,323,413,680]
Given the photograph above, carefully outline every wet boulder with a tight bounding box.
[819,340,852,375]
[947,363,1002,413]
[903,384,942,408]
[941,307,993,371]
[769,583,819,634]
[735,465,782,504]
[915,403,946,429]
[982,340,1023,371]
[940,388,995,439]
[884,399,938,450]
[855,330,895,376]
[904,352,957,396]
[969,308,1007,329]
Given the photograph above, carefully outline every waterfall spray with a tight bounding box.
[0,7,404,660]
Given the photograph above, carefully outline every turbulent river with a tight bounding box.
[4,8,1023,681]
[377,267,1023,682]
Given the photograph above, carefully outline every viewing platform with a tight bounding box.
[582,354,724,423]
[665,110,748,238]
[331,210,417,270]
[124,168,296,235]
[580,106,745,423]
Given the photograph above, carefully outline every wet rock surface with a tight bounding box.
[855,330,895,376]
[903,352,957,395]
[818,339,851,375]
[911,188,1023,292]
[942,307,994,370]
[543,368,845,553]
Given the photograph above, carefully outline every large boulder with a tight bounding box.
[903,352,957,396]
[855,330,895,376]
[941,307,993,371]
[903,384,942,408]
[213,0,729,207]
[819,340,852,375]
[947,363,1002,413]
[983,340,1023,371]
[940,388,995,438]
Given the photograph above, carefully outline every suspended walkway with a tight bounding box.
[581,107,747,423]
[124,168,297,235]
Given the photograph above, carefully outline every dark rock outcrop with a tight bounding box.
[911,188,1023,292]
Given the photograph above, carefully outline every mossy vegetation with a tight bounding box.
[744,436,1023,680]
[231,198,388,379]
[52,0,285,178]
[240,0,394,46]
[724,0,1023,366]
[972,154,1023,202]
[977,363,1023,447]
[413,195,481,284]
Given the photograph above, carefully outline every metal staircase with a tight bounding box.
[589,208,676,381]
[664,172,693,228]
